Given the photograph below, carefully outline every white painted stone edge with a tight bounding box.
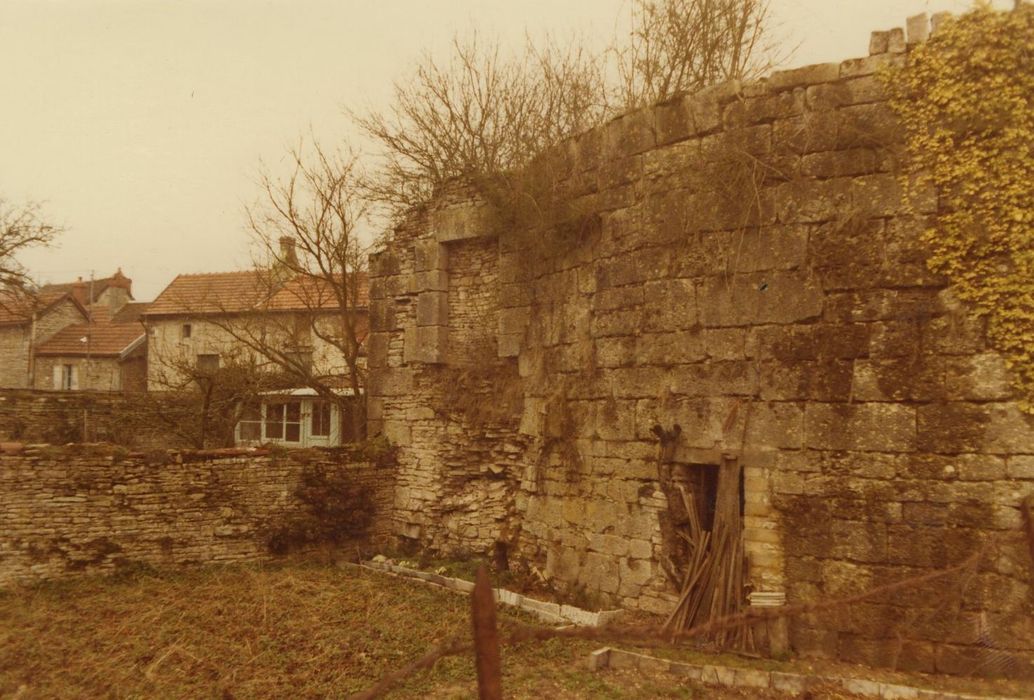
[358,560,624,627]
[588,647,1024,700]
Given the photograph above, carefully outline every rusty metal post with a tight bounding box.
[471,564,503,700]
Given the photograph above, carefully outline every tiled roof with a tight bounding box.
[145,270,369,317]
[0,290,86,326]
[265,272,369,311]
[34,321,145,357]
[111,302,149,323]
[40,269,133,305]
[144,271,269,316]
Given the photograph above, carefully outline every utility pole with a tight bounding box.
[83,270,94,441]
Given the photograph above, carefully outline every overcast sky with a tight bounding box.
[0,0,1007,300]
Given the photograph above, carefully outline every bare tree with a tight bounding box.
[355,33,608,218]
[194,141,369,438]
[615,0,782,108]
[0,198,61,293]
[141,349,283,448]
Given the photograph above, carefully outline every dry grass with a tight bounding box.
[0,558,769,699]
[1,560,1026,699]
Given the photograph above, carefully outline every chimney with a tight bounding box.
[279,236,299,268]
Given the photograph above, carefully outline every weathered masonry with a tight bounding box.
[367,17,1034,676]
[0,445,395,587]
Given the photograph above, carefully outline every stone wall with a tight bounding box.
[367,16,1034,677]
[0,444,396,587]
[0,389,178,446]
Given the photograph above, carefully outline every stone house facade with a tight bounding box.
[0,290,89,388]
[142,253,369,445]
[0,270,144,392]
[367,18,1034,676]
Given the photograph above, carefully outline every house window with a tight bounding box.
[265,401,301,442]
[54,364,79,391]
[238,403,262,441]
[311,401,332,437]
[196,354,219,373]
[285,350,314,374]
[181,323,192,339]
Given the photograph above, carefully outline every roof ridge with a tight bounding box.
[172,269,262,278]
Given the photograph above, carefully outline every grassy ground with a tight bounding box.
[0,559,1027,699]
[0,559,776,699]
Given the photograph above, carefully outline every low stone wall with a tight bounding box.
[0,444,396,586]
[0,389,189,448]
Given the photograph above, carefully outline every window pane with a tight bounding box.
[267,403,285,421]
[265,418,283,440]
[241,403,261,421]
[285,402,300,422]
[239,422,261,440]
[311,402,330,436]
[285,423,300,442]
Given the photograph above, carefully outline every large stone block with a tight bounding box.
[636,330,708,366]
[805,77,884,111]
[697,272,823,327]
[852,357,947,402]
[767,63,840,91]
[416,291,448,327]
[409,269,449,293]
[365,368,415,397]
[805,403,916,452]
[642,279,697,331]
[365,332,389,369]
[369,299,397,333]
[413,240,448,272]
[431,200,493,242]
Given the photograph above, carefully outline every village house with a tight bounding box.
[0,269,148,393]
[32,302,148,392]
[142,239,369,447]
[0,289,89,388]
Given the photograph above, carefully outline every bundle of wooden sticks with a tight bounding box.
[663,456,752,650]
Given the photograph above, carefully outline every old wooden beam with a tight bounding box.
[471,564,503,700]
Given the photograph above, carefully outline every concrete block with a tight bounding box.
[587,647,611,671]
[560,604,598,626]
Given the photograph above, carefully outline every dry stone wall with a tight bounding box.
[0,445,395,586]
[367,17,1034,677]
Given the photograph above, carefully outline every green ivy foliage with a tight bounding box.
[885,4,1034,409]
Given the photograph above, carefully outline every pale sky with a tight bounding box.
[0,0,1006,301]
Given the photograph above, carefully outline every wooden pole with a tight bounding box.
[471,564,502,700]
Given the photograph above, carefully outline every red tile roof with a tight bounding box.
[40,269,133,306]
[144,271,269,316]
[145,270,368,317]
[34,321,145,357]
[265,272,369,311]
[0,289,87,326]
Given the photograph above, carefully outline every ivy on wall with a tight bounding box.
[885,4,1034,409]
